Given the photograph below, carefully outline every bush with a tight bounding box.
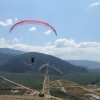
[38,92,44,97]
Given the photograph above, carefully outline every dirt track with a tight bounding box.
[0,76,33,91]
[0,95,48,100]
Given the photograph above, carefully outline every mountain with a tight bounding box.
[0,52,13,62]
[0,52,13,67]
[0,48,24,56]
[0,52,88,74]
[0,48,25,67]
[66,60,100,69]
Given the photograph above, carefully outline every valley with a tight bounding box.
[0,48,100,100]
[0,72,100,100]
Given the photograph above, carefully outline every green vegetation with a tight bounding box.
[0,78,26,95]
[0,70,100,90]
[65,73,98,85]
[0,72,44,90]
[0,81,16,89]
[0,89,26,95]
[50,71,100,85]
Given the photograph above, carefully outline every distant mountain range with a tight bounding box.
[0,48,24,55]
[66,60,100,69]
[0,48,24,68]
[0,48,87,75]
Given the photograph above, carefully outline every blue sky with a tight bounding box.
[0,0,100,61]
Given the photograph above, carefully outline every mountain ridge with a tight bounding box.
[0,51,88,74]
[66,60,100,69]
[0,48,24,56]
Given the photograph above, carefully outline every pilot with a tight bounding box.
[31,57,34,63]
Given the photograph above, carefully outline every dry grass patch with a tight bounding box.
[49,80,60,87]
[65,87,89,96]
[94,90,100,93]
[60,79,79,86]
[0,95,49,100]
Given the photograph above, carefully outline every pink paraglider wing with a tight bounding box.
[9,20,57,36]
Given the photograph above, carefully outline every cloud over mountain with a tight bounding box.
[1,38,100,61]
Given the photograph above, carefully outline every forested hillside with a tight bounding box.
[0,52,88,74]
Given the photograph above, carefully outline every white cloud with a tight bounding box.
[0,18,18,27]
[55,38,76,48]
[0,19,13,26]
[12,38,21,42]
[88,2,100,7]
[77,42,100,48]
[1,38,100,62]
[29,27,36,31]
[14,17,18,21]
[0,38,6,44]
[44,30,51,35]
[0,38,10,48]
[46,42,51,46]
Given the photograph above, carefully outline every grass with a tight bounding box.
[49,71,100,85]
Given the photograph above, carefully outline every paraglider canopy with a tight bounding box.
[9,20,57,36]
[9,20,57,63]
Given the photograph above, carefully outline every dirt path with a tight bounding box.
[0,76,34,91]
[57,80,66,93]
[42,74,50,95]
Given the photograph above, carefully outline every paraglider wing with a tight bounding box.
[9,20,57,36]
